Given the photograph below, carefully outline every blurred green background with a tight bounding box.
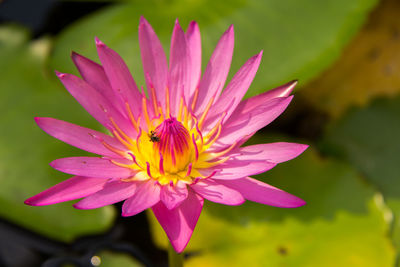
[1,0,399,266]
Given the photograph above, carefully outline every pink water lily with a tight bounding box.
[25,17,307,253]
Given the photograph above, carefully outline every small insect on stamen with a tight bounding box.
[148,130,160,143]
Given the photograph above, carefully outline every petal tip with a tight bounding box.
[33,117,42,124]
[70,50,78,59]
[95,37,105,47]
[172,243,185,253]
[121,211,132,217]
[188,20,198,29]
[73,203,88,210]
[24,198,34,206]
[49,159,57,169]
[139,16,149,28]
[226,24,234,35]
[300,144,309,153]
[173,19,184,32]
[288,79,298,90]
[24,196,46,206]
[293,198,307,208]
[55,70,65,78]
[283,195,306,208]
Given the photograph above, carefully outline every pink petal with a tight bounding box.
[56,72,135,136]
[95,37,142,117]
[235,142,308,164]
[50,157,134,179]
[214,96,293,147]
[35,117,125,158]
[138,17,168,110]
[219,177,306,208]
[195,25,234,114]
[24,176,107,206]
[122,180,160,216]
[160,181,189,210]
[204,51,263,129]
[236,80,297,115]
[191,178,244,205]
[168,20,191,116]
[152,189,203,253]
[74,180,137,209]
[186,21,201,100]
[209,159,276,180]
[71,52,122,113]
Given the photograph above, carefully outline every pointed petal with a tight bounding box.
[56,72,134,136]
[74,180,137,209]
[152,189,203,253]
[35,117,125,158]
[214,96,293,147]
[209,159,276,180]
[186,21,201,99]
[235,142,308,163]
[24,176,107,206]
[71,52,121,113]
[204,51,263,129]
[195,25,234,114]
[95,38,142,117]
[50,157,134,179]
[122,181,160,216]
[219,177,306,208]
[236,80,297,115]
[191,178,244,205]
[160,181,188,210]
[168,20,191,115]
[139,17,168,110]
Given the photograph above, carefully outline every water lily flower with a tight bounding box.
[25,17,307,253]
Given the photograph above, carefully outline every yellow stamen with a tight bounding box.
[194,121,204,149]
[204,111,226,141]
[125,102,140,132]
[183,104,189,127]
[149,85,159,116]
[111,130,135,151]
[194,156,230,169]
[111,159,136,169]
[191,88,199,111]
[142,96,151,128]
[165,87,170,118]
[205,123,222,147]
[198,96,215,129]
[121,171,149,182]
[207,141,238,160]
[109,117,131,143]
[101,142,127,158]
[177,96,184,122]
[158,106,164,121]
[187,112,193,129]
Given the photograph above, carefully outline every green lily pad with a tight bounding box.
[322,96,400,254]
[300,0,400,119]
[149,148,395,266]
[50,0,377,97]
[0,25,115,242]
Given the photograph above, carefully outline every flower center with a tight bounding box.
[152,118,192,173]
[105,91,236,186]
